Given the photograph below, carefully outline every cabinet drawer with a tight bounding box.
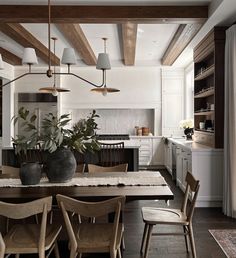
[139,156,151,166]
[139,149,151,156]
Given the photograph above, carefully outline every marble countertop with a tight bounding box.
[167,137,223,152]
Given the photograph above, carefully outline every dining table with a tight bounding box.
[0,171,174,203]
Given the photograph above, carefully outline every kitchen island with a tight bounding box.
[2,145,140,171]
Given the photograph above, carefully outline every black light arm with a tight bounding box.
[1,69,106,88]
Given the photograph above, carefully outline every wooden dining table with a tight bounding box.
[0,172,174,203]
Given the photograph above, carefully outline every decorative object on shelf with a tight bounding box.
[199,122,205,130]
[179,119,194,140]
[1,0,119,96]
[12,107,100,183]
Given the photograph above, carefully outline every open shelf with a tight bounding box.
[194,87,214,98]
[194,129,214,133]
[194,65,214,81]
[194,111,214,116]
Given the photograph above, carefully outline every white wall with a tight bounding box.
[60,66,162,109]
[1,62,15,147]
[7,65,186,139]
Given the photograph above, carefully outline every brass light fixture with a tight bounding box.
[91,38,120,96]
[1,0,120,95]
[39,37,70,96]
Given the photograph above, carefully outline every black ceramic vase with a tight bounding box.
[20,162,41,185]
[184,127,194,140]
[46,148,76,183]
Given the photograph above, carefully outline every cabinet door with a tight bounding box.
[138,139,152,166]
[182,157,188,191]
[162,69,184,136]
[166,142,172,174]
[176,147,182,187]
[151,138,164,165]
[164,144,168,167]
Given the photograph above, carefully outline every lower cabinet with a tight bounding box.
[130,137,164,167]
[170,139,223,207]
[164,140,172,174]
[176,148,192,192]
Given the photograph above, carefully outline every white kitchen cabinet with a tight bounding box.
[130,137,152,166]
[130,136,164,167]
[169,138,223,207]
[161,69,184,136]
[151,138,164,166]
[176,146,183,187]
[164,140,172,175]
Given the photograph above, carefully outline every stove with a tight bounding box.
[96,134,130,140]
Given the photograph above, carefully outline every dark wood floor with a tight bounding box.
[57,170,236,258]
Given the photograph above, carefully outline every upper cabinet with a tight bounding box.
[193,27,226,148]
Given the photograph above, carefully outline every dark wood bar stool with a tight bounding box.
[98,142,125,167]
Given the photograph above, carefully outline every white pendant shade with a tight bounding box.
[22,48,38,65]
[0,54,4,70]
[96,53,111,70]
[61,48,77,65]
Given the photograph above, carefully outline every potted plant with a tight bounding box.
[12,107,41,185]
[179,119,194,140]
[13,107,100,183]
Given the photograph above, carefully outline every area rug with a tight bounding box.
[209,229,236,258]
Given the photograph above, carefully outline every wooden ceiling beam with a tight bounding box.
[161,23,202,66]
[0,23,60,65]
[121,23,137,66]
[0,47,21,65]
[57,24,96,66]
[0,5,208,24]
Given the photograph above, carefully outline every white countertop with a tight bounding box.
[167,137,223,152]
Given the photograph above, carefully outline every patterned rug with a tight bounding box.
[209,229,236,258]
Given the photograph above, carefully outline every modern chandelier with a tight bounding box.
[0,0,120,96]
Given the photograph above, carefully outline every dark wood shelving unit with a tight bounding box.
[193,27,226,148]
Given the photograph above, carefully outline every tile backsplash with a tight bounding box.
[70,109,154,135]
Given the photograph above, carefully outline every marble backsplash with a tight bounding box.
[69,109,154,135]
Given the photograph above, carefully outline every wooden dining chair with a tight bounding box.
[0,196,62,258]
[13,142,43,167]
[0,233,5,258]
[88,163,128,173]
[56,194,126,258]
[98,142,125,167]
[1,165,20,177]
[140,172,200,258]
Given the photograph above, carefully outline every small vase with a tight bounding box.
[184,128,194,140]
[20,162,41,185]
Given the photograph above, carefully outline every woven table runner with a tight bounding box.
[0,171,167,187]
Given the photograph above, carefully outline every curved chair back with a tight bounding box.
[0,233,5,258]
[99,142,125,167]
[57,194,126,257]
[88,163,128,173]
[0,196,52,219]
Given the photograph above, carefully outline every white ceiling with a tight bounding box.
[0,0,235,68]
